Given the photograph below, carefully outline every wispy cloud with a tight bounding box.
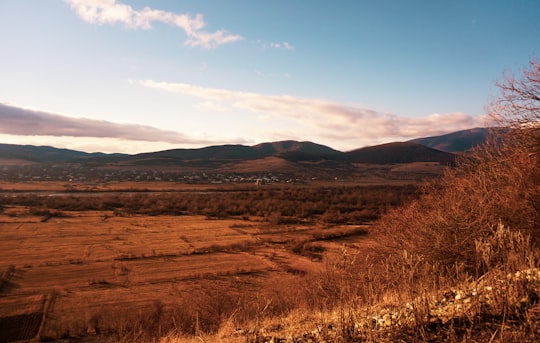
[136,80,488,146]
[0,103,208,144]
[63,0,243,48]
[256,40,295,50]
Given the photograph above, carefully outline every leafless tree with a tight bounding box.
[488,59,540,153]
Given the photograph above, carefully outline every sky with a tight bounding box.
[1,0,539,154]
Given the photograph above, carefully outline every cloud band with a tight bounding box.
[136,79,488,144]
[0,103,202,144]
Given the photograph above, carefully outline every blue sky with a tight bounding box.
[1,0,539,153]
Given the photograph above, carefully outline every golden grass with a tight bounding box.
[0,208,339,341]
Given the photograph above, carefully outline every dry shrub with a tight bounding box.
[376,60,540,278]
[341,59,540,341]
[377,135,538,276]
[473,224,539,318]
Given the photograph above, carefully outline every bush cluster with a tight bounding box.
[377,139,539,274]
[1,185,418,224]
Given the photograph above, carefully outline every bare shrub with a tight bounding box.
[355,59,540,341]
[379,139,537,275]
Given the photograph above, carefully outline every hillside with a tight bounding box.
[409,127,489,153]
[0,143,126,163]
[133,144,259,161]
[252,140,342,161]
[0,143,98,162]
[344,142,455,164]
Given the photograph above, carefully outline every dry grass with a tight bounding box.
[0,208,345,341]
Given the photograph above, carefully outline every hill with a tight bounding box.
[128,140,341,164]
[252,140,342,161]
[0,143,124,163]
[409,127,489,153]
[344,142,456,164]
[134,144,258,161]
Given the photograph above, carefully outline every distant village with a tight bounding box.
[0,163,310,185]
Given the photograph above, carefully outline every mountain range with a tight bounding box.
[0,128,489,168]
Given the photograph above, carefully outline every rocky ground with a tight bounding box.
[220,268,540,343]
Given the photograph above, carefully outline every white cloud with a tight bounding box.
[136,80,489,148]
[283,42,294,50]
[63,0,243,48]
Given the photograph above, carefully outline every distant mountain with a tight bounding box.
[1,128,486,168]
[123,140,455,168]
[133,144,258,161]
[252,140,340,155]
[409,128,489,153]
[253,141,342,161]
[125,140,341,165]
[344,142,455,164]
[0,143,124,163]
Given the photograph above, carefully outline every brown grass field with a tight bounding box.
[0,183,380,342]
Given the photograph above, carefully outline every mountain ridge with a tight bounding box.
[0,128,488,166]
